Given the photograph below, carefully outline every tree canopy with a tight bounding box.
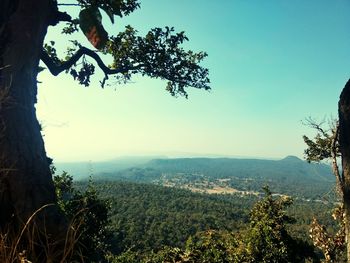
[41,0,210,97]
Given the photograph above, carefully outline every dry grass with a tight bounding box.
[0,205,86,263]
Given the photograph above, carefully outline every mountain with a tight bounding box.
[93,156,335,200]
[145,155,333,182]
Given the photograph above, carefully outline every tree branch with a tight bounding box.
[56,11,72,23]
[40,47,143,81]
[303,117,329,138]
[57,3,80,6]
[48,0,72,25]
[331,122,344,197]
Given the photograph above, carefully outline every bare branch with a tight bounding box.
[40,47,144,81]
[303,117,329,138]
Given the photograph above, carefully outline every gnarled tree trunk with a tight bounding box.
[0,0,65,235]
[339,79,350,262]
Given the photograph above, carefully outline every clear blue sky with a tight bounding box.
[37,0,350,162]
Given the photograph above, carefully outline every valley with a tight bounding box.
[60,155,339,261]
[58,155,336,201]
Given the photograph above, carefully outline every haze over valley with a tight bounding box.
[56,155,335,201]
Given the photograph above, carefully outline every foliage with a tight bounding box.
[109,231,240,263]
[309,205,346,262]
[183,230,239,263]
[302,118,340,163]
[303,117,346,262]
[106,249,141,263]
[83,180,250,253]
[107,185,317,262]
[51,167,339,263]
[53,171,112,262]
[75,0,140,18]
[244,187,292,262]
[243,186,315,262]
[42,0,210,97]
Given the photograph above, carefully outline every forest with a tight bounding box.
[50,167,343,262]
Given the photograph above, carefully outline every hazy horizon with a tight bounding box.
[54,153,301,164]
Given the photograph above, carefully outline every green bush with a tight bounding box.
[53,170,112,262]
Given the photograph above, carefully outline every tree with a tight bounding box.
[0,0,209,241]
[304,80,350,263]
[303,118,346,262]
[338,80,350,262]
[243,187,315,263]
[302,117,348,262]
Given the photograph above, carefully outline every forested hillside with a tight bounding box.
[71,156,336,200]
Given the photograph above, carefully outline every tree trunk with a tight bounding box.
[339,79,350,262]
[0,0,65,235]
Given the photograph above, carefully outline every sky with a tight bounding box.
[36,0,350,162]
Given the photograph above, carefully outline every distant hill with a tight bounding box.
[54,156,165,180]
[145,155,333,182]
[93,156,335,200]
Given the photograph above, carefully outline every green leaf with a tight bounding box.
[110,0,123,17]
[99,0,123,21]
